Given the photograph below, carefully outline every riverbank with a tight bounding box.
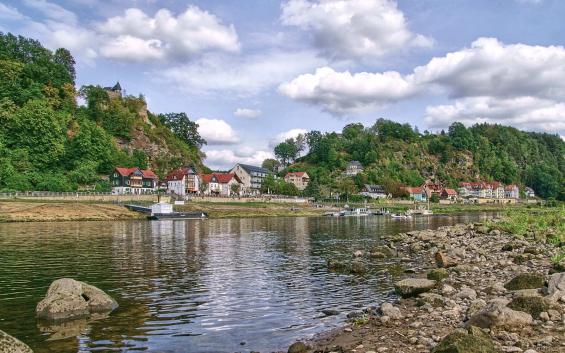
[287,209,565,353]
[177,201,332,218]
[0,201,144,222]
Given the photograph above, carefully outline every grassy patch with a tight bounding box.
[488,207,565,243]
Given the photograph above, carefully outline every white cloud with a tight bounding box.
[204,149,274,170]
[425,96,565,132]
[270,128,308,147]
[280,37,565,134]
[23,0,78,24]
[234,108,262,119]
[196,118,240,145]
[0,3,25,20]
[98,6,239,61]
[159,50,325,96]
[281,0,432,60]
[279,66,417,115]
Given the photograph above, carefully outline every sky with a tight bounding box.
[1,0,565,170]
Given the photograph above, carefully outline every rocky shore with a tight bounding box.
[289,221,565,353]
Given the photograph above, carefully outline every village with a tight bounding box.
[108,159,536,204]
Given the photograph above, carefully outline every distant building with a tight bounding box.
[360,184,387,199]
[422,182,444,200]
[110,167,158,194]
[525,187,536,198]
[231,164,269,195]
[441,188,458,201]
[104,82,122,99]
[345,161,363,176]
[459,181,505,199]
[404,187,427,202]
[284,172,310,190]
[165,166,200,196]
[200,173,242,196]
[504,185,520,199]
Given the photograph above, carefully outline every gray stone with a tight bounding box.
[394,278,436,298]
[36,278,118,321]
[288,341,308,353]
[380,302,403,320]
[466,303,533,329]
[547,272,565,300]
[0,330,33,353]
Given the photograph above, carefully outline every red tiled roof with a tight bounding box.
[405,187,424,194]
[115,167,139,176]
[504,184,518,190]
[443,188,458,195]
[141,169,158,179]
[200,173,241,184]
[285,172,307,178]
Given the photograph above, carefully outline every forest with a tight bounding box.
[270,119,565,200]
[0,33,205,192]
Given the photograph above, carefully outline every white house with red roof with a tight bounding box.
[504,184,520,199]
[459,181,506,199]
[110,167,158,194]
[199,173,243,196]
[284,172,310,190]
[165,166,200,196]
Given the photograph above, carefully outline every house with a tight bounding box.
[404,187,427,202]
[200,173,242,196]
[525,187,536,198]
[360,184,387,199]
[165,166,200,196]
[459,181,506,199]
[230,164,269,195]
[284,172,310,190]
[504,185,520,199]
[104,82,122,99]
[441,188,458,201]
[422,182,444,199]
[345,161,363,176]
[110,167,158,194]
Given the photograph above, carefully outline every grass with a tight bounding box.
[487,206,565,243]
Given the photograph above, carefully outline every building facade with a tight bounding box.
[284,172,310,191]
[404,187,427,202]
[345,161,363,176]
[504,185,520,199]
[110,167,158,194]
[360,184,387,199]
[230,164,269,195]
[200,173,242,196]
[165,166,200,196]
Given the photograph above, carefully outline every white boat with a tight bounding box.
[390,213,412,219]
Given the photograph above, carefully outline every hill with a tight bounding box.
[277,119,565,200]
[0,33,205,192]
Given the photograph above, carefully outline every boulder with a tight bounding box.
[427,268,449,282]
[508,296,551,318]
[395,278,436,298]
[455,287,478,301]
[432,326,500,353]
[380,303,403,320]
[327,259,348,272]
[350,261,367,275]
[466,303,533,329]
[372,245,396,258]
[435,251,458,268]
[547,272,565,297]
[36,278,118,321]
[417,293,445,307]
[504,273,545,291]
[288,341,308,353]
[0,330,33,353]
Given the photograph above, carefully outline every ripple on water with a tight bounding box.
[0,213,495,353]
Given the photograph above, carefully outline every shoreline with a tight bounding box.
[0,199,534,223]
[285,215,565,353]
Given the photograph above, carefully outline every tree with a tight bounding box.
[230,183,240,196]
[159,112,206,147]
[274,138,299,166]
[199,182,208,195]
[53,48,76,84]
[262,158,280,173]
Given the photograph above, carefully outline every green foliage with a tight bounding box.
[261,174,299,196]
[159,112,206,147]
[274,138,300,166]
[0,32,205,191]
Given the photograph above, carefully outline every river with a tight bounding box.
[0,213,495,353]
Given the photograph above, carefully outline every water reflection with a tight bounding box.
[0,213,494,353]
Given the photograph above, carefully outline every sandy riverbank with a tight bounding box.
[284,218,565,353]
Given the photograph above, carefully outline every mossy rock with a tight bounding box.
[327,259,348,272]
[427,268,449,281]
[417,293,445,308]
[501,243,514,252]
[386,263,405,277]
[432,326,500,353]
[523,247,540,255]
[504,274,545,291]
[508,296,551,318]
[512,254,529,265]
[552,260,565,273]
[350,261,367,275]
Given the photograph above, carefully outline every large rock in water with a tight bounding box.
[466,303,532,329]
[395,278,436,297]
[0,329,33,353]
[36,278,118,321]
[432,326,500,353]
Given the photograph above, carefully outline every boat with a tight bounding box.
[407,203,434,216]
[148,211,208,220]
[373,208,390,215]
[340,207,371,217]
[390,213,412,219]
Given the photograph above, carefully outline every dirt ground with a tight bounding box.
[0,202,143,222]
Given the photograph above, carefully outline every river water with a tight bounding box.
[0,213,494,353]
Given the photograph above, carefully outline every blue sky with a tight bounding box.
[1,0,565,169]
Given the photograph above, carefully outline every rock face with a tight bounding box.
[466,303,533,329]
[432,326,499,353]
[0,330,33,353]
[394,278,436,298]
[36,278,118,321]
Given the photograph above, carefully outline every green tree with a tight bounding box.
[262,158,280,173]
[159,112,206,147]
[274,138,299,166]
